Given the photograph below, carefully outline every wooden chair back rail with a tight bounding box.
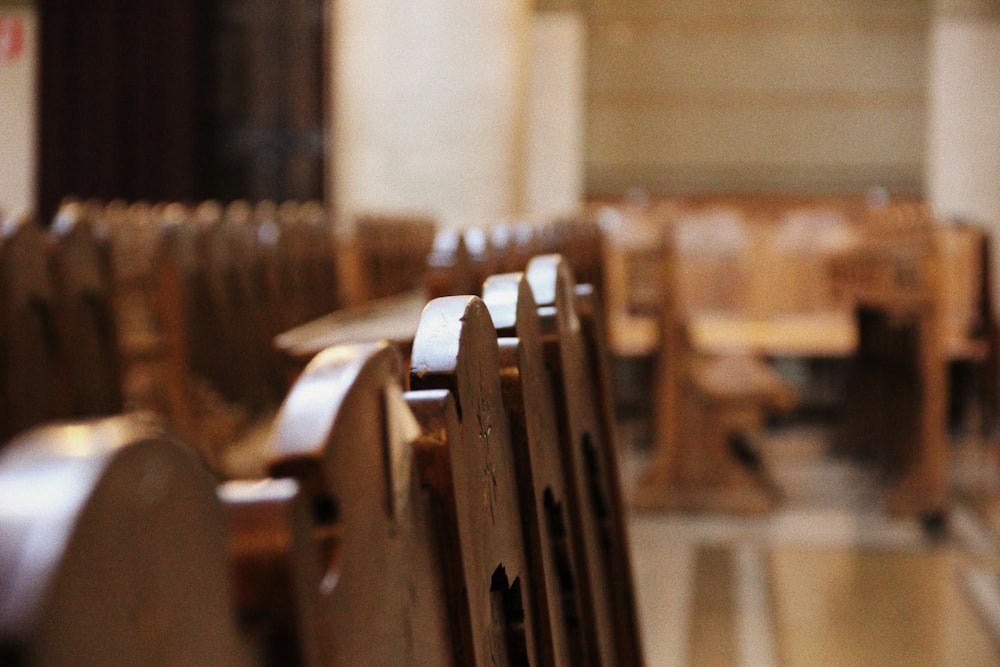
[409,295,539,667]
[266,342,454,666]
[482,272,592,666]
[572,280,644,656]
[525,254,645,667]
[0,415,251,666]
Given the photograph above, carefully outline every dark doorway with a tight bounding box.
[37,0,326,218]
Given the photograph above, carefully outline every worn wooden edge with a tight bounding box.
[267,341,406,515]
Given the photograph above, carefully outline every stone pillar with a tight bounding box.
[331,0,531,229]
[927,0,1000,289]
[525,10,586,218]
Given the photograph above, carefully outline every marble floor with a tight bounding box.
[625,424,1000,666]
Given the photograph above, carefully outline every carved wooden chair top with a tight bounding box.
[409,295,538,667]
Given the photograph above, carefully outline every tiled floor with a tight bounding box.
[626,424,1000,666]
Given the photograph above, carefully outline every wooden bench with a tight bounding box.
[409,295,538,666]
[0,415,251,665]
[1,192,648,663]
[354,214,437,301]
[830,223,948,518]
[525,254,645,666]
[265,342,454,665]
[0,213,67,440]
[482,271,592,665]
[624,230,797,514]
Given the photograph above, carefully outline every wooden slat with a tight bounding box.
[0,214,66,440]
[48,203,124,419]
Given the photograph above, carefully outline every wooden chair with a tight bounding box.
[0,414,251,665]
[48,203,124,419]
[628,234,796,515]
[482,272,592,666]
[267,342,454,665]
[525,254,645,666]
[0,214,66,440]
[408,295,538,667]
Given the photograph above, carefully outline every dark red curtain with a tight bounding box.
[38,0,204,219]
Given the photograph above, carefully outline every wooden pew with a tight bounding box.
[273,289,427,385]
[481,272,591,666]
[48,203,125,420]
[354,214,437,301]
[627,229,796,515]
[0,415,252,665]
[218,477,326,666]
[525,255,645,666]
[266,342,454,665]
[409,295,538,666]
[0,213,67,440]
[0,229,649,663]
[829,224,948,518]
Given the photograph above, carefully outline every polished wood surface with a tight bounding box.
[0,415,250,666]
[0,214,65,440]
[409,295,538,667]
[267,342,453,665]
[526,254,644,666]
[482,272,590,666]
[48,203,124,419]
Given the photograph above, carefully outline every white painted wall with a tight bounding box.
[0,6,36,215]
[586,0,929,195]
[927,18,1000,226]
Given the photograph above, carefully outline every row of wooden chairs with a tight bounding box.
[354,211,606,306]
[0,200,352,473]
[1,197,612,479]
[0,254,643,666]
[0,209,124,441]
[610,198,998,518]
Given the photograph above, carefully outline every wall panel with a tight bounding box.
[585,0,930,195]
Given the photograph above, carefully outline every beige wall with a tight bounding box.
[0,2,36,214]
[585,0,930,196]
